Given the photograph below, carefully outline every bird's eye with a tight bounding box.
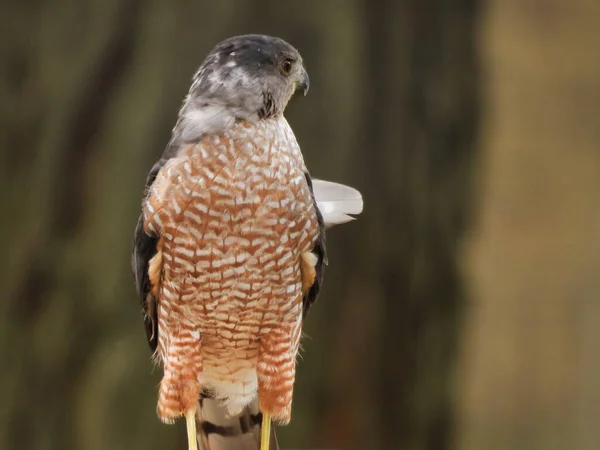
[280,58,294,76]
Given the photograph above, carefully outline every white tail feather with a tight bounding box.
[312,179,363,227]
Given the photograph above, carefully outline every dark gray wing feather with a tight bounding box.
[132,213,159,352]
[302,172,327,318]
[131,152,177,352]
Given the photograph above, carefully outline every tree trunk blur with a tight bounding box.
[460,1,600,450]
[366,1,480,448]
[0,1,481,450]
[305,1,481,450]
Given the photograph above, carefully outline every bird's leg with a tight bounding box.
[156,330,202,450]
[260,412,271,450]
[257,329,296,424]
[257,330,295,450]
[186,409,198,450]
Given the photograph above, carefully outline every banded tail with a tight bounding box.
[196,396,279,450]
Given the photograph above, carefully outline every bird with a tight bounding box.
[131,34,362,450]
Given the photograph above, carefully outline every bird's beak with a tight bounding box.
[295,68,310,96]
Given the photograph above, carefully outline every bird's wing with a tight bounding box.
[131,159,169,353]
[301,173,328,318]
[312,179,363,227]
[301,177,363,317]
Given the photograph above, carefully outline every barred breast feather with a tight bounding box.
[142,117,319,425]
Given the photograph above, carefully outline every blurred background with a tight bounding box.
[1,0,599,449]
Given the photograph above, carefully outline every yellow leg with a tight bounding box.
[260,412,271,450]
[186,409,198,450]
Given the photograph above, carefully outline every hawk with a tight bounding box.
[132,35,362,450]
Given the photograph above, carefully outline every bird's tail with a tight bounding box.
[196,395,279,450]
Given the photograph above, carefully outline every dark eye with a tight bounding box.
[280,58,294,76]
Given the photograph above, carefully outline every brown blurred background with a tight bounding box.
[1,0,598,449]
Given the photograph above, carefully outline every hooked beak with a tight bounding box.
[295,68,310,96]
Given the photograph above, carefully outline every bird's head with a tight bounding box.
[187,35,309,122]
